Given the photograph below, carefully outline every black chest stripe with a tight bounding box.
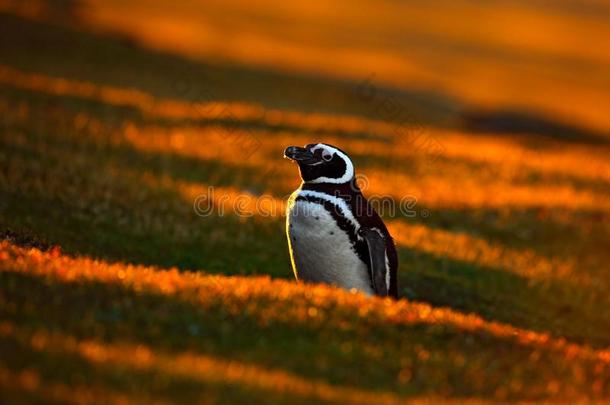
[294,194,370,265]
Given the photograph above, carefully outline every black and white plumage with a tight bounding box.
[284,143,399,298]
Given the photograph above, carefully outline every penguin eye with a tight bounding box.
[322,150,333,161]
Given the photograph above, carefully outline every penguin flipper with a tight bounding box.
[360,228,388,296]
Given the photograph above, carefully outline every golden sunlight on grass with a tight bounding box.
[145,174,287,220]
[2,241,609,367]
[1,6,610,401]
[0,64,396,139]
[125,124,610,211]
[0,322,404,405]
[386,221,576,283]
[437,132,610,184]
[0,366,149,405]
[1,240,609,401]
[2,63,608,212]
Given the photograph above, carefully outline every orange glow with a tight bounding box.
[0,365,147,405]
[0,2,608,400]
[387,221,576,283]
[1,64,608,212]
[0,321,405,404]
[2,241,609,366]
[0,64,397,140]
[71,0,610,133]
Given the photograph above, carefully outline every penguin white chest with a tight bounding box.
[286,199,373,294]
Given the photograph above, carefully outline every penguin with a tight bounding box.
[284,143,398,298]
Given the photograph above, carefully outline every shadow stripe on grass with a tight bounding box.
[1,241,609,401]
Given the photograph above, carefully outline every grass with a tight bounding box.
[0,7,610,403]
[2,242,609,403]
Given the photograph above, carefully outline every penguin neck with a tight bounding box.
[300,178,361,198]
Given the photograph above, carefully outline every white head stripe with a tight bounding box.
[306,144,354,184]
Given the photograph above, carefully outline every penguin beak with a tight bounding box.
[284,146,320,165]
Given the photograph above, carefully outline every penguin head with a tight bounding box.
[284,143,354,184]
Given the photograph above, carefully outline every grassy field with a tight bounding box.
[1,3,610,403]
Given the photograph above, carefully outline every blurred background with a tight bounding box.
[1,0,609,402]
